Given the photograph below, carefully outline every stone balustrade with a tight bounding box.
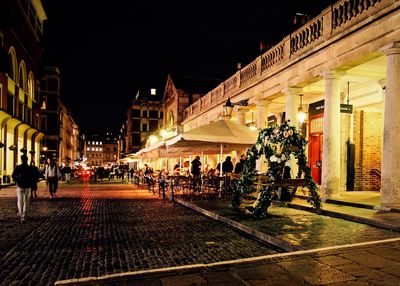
[182,0,389,122]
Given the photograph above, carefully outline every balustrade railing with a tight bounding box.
[182,0,390,122]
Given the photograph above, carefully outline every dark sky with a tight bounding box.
[41,0,336,135]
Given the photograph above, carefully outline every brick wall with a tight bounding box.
[353,110,382,191]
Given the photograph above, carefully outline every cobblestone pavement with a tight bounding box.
[0,183,277,286]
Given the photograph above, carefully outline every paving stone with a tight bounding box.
[161,274,207,286]
[278,258,355,285]
[340,251,396,268]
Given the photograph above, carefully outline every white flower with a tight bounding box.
[270,155,278,162]
[283,131,289,138]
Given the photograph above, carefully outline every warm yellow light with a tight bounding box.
[298,107,307,124]
[42,146,48,151]
[149,135,158,145]
[160,129,168,139]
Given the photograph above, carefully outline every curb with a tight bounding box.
[287,203,400,232]
[176,198,301,252]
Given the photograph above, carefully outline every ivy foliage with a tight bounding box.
[231,120,322,218]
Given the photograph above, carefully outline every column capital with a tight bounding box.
[322,69,346,80]
[255,98,271,107]
[380,41,400,56]
[282,87,302,95]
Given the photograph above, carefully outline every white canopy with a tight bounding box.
[136,119,258,158]
[165,119,258,154]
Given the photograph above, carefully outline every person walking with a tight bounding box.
[30,161,40,198]
[45,158,60,199]
[12,154,33,223]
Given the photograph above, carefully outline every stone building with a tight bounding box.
[59,102,80,167]
[84,133,118,168]
[0,0,47,180]
[125,89,163,154]
[180,0,400,209]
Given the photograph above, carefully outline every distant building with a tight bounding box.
[163,74,220,138]
[84,133,118,168]
[0,0,47,179]
[40,67,81,167]
[59,103,80,166]
[125,88,163,154]
[40,67,60,164]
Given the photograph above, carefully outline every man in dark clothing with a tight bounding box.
[190,156,202,176]
[222,156,234,174]
[234,154,247,174]
[12,154,33,223]
[191,156,202,191]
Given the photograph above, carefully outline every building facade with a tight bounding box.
[40,66,60,165]
[59,102,80,167]
[125,89,163,154]
[0,0,47,180]
[84,133,118,168]
[180,0,400,209]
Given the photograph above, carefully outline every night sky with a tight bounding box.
[41,0,336,135]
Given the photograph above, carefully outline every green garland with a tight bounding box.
[231,120,322,218]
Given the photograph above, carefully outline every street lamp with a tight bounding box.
[246,112,257,130]
[223,97,249,119]
[298,94,307,124]
[223,98,234,119]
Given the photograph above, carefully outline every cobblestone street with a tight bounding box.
[0,183,277,286]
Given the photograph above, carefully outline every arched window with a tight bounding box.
[19,61,27,91]
[28,72,35,100]
[8,47,17,81]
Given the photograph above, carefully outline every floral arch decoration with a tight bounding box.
[231,120,322,218]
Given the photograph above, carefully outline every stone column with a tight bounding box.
[321,70,343,199]
[236,108,248,126]
[380,42,400,209]
[283,87,301,126]
[255,99,270,129]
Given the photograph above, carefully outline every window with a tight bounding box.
[141,110,148,118]
[113,147,117,151]
[48,78,58,91]
[149,110,158,118]
[141,123,148,132]
[87,147,90,151]
[131,109,140,118]
[149,120,158,132]
[132,119,140,131]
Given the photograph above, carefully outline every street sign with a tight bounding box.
[340,104,353,114]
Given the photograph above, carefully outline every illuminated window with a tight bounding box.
[100,142,102,145]
[95,148,99,151]
[91,147,94,151]
[151,88,156,95]
[99,148,102,151]
[96,141,99,145]
[86,147,90,151]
